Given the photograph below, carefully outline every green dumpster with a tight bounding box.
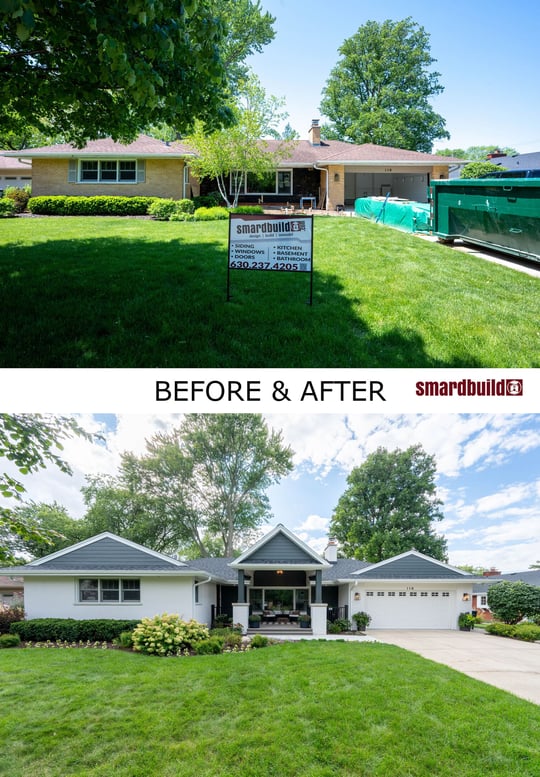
[430,178,540,263]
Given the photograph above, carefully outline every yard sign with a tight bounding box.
[227,213,313,304]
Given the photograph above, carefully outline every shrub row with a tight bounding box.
[10,618,140,642]
[27,195,157,216]
[485,622,540,642]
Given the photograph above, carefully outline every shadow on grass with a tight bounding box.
[0,235,483,367]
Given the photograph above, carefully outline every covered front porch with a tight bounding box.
[226,524,335,636]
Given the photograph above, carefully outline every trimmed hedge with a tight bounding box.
[229,205,264,215]
[193,206,228,221]
[485,622,540,642]
[27,195,157,216]
[10,618,140,642]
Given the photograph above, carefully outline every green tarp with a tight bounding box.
[354,197,431,233]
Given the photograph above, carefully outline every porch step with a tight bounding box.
[248,626,312,637]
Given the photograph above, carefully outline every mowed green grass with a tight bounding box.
[1,642,539,777]
[0,216,537,367]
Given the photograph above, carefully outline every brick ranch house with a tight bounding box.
[1,524,479,636]
[5,121,460,209]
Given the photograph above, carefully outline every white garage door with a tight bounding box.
[366,589,455,629]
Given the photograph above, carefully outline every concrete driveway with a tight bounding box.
[370,629,540,705]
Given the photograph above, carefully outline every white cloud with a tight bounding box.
[293,514,330,534]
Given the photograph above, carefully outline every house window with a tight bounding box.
[398,591,406,597]
[78,579,140,603]
[377,591,385,597]
[409,592,417,597]
[480,594,487,606]
[237,169,293,196]
[79,160,137,183]
[388,591,396,597]
[442,592,450,598]
[366,591,374,597]
[420,591,428,597]
[431,592,439,597]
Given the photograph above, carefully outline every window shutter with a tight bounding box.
[136,160,146,183]
[68,159,78,183]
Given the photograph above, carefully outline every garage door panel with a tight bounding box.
[366,590,454,629]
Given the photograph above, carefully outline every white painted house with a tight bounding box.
[5,525,477,634]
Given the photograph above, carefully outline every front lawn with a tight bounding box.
[1,642,539,777]
[0,216,537,367]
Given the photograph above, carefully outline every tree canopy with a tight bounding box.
[435,145,518,161]
[329,445,448,563]
[0,0,275,146]
[487,581,540,624]
[460,161,506,179]
[83,414,294,557]
[186,75,292,207]
[0,414,91,564]
[320,17,449,152]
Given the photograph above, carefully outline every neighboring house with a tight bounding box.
[485,150,540,173]
[0,153,32,193]
[5,121,460,208]
[0,575,24,607]
[1,524,478,635]
[473,569,540,620]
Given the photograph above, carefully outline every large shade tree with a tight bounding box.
[0,0,275,146]
[320,17,449,152]
[330,445,448,563]
[83,414,294,557]
[0,414,91,564]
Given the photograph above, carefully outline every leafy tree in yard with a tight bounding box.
[460,161,506,179]
[186,75,292,207]
[320,17,449,152]
[83,414,294,557]
[0,414,92,564]
[330,445,448,563]
[8,502,87,560]
[487,581,540,624]
[0,0,275,146]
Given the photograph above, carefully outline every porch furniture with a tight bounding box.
[300,196,316,210]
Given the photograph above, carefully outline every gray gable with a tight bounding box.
[243,532,319,565]
[36,537,180,570]
[359,554,468,580]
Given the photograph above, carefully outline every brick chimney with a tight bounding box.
[483,567,501,577]
[308,119,321,146]
[324,537,338,562]
[486,149,507,160]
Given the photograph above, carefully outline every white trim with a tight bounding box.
[27,531,188,568]
[231,523,329,568]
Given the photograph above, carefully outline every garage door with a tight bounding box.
[366,589,455,629]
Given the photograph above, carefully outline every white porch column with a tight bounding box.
[232,602,250,634]
[310,603,328,637]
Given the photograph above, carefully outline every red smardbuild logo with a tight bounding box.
[415,379,523,397]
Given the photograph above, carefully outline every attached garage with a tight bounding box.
[364,588,456,630]
[348,551,474,630]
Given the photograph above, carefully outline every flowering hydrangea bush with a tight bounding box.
[132,613,210,656]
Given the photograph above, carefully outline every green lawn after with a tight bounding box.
[1,642,539,777]
[0,216,537,367]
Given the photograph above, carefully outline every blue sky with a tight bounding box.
[6,413,539,573]
[248,0,540,153]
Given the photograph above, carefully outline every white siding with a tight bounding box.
[24,576,195,621]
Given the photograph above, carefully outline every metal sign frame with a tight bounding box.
[227,213,314,305]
